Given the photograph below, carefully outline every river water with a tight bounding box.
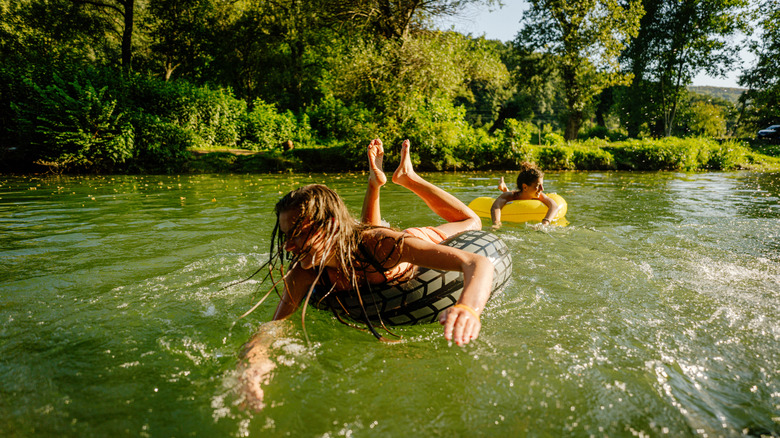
[1,171,779,437]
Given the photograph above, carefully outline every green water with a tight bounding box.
[1,171,779,437]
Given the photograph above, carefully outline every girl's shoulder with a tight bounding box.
[361,227,404,241]
[508,190,524,200]
[359,227,406,265]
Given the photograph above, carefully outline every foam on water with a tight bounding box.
[2,172,779,437]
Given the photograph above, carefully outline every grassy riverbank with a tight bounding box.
[186,137,780,174]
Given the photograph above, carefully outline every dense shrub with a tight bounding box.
[604,138,700,170]
[570,144,615,170]
[502,119,536,145]
[3,65,778,174]
[580,125,628,142]
[536,145,575,170]
[401,94,473,170]
[12,75,134,172]
[542,132,566,146]
[123,76,245,150]
[241,99,312,151]
[130,114,193,173]
[456,128,534,170]
[307,96,381,144]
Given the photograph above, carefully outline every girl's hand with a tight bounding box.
[439,304,481,346]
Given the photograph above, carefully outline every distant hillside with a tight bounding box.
[688,86,745,104]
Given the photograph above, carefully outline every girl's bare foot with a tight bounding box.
[368,139,386,188]
[392,139,419,186]
[498,177,509,192]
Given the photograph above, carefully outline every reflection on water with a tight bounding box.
[1,172,779,437]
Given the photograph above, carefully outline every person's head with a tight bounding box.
[274,184,358,270]
[269,184,400,340]
[516,162,544,197]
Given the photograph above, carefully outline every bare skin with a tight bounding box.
[392,139,481,236]
[361,139,386,225]
[239,138,495,411]
[364,139,487,343]
[237,320,290,411]
[498,176,509,193]
[491,176,559,229]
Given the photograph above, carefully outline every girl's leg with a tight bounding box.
[361,139,386,225]
[392,139,481,236]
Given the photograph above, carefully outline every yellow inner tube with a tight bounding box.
[468,193,568,223]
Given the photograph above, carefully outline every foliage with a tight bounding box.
[516,0,644,140]
[1,0,777,175]
[738,0,780,134]
[241,100,312,151]
[688,86,744,105]
[331,0,499,42]
[542,132,565,146]
[502,119,536,145]
[323,31,510,130]
[131,114,194,173]
[306,95,381,144]
[686,101,728,138]
[401,94,473,170]
[12,75,134,172]
[620,0,750,137]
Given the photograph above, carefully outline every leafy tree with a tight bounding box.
[331,0,499,43]
[0,0,119,67]
[141,0,215,81]
[516,0,644,140]
[206,0,335,109]
[738,0,780,134]
[65,0,141,71]
[498,46,566,133]
[320,31,509,140]
[687,101,727,137]
[621,0,750,137]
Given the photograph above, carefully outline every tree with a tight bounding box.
[621,0,750,138]
[738,0,780,133]
[497,45,566,133]
[0,0,121,68]
[66,0,139,71]
[331,0,499,44]
[142,0,215,81]
[516,0,644,140]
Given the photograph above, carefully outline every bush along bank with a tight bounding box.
[2,67,778,174]
[186,137,780,174]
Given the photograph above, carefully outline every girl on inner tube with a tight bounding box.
[238,139,494,410]
[269,138,492,344]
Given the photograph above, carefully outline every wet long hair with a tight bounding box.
[240,184,401,340]
[516,161,544,190]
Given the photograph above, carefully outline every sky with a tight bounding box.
[436,1,751,89]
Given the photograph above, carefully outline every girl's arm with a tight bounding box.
[272,263,319,320]
[538,193,560,225]
[238,320,292,411]
[490,192,515,229]
[384,230,494,346]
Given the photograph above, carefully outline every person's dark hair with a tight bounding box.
[237,184,403,340]
[516,162,544,190]
[273,184,361,277]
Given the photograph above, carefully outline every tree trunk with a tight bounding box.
[121,0,134,72]
[561,61,581,141]
[565,111,582,141]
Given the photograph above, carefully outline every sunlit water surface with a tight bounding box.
[1,171,779,437]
